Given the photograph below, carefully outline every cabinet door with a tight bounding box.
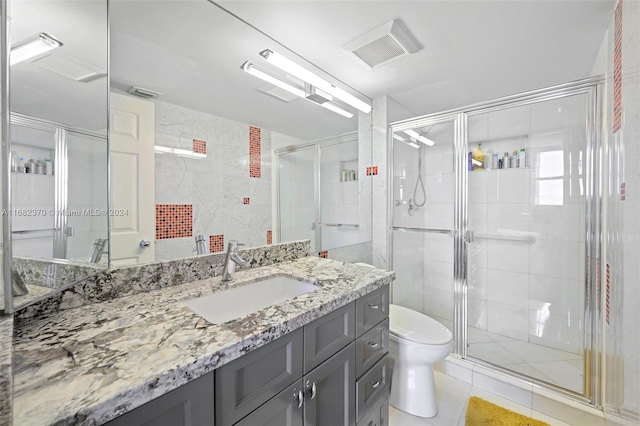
[216,328,304,426]
[356,391,389,426]
[105,372,214,426]
[236,379,304,426]
[304,302,355,373]
[304,342,356,426]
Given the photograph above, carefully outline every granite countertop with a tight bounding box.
[12,257,394,425]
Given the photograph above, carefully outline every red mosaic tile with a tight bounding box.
[319,250,329,259]
[155,204,193,240]
[266,230,272,245]
[243,197,250,205]
[372,166,379,176]
[209,234,224,253]
[366,166,371,176]
[613,0,623,134]
[249,126,262,178]
[192,139,207,154]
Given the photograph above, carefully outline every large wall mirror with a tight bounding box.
[3,0,372,311]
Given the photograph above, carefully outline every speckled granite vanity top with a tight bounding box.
[12,257,394,425]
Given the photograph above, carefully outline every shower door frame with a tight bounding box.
[388,75,604,407]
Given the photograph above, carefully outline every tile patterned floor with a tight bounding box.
[389,370,572,426]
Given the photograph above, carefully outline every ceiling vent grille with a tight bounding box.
[127,86,162,100]
[342,20,421,69]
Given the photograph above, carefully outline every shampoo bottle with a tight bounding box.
[519,148,526,168]
[473,144,485,170]
[485,148,493,170]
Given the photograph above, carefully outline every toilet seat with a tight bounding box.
[390,304,453,346]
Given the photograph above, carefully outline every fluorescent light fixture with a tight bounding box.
[154,145,206,159]
[321,102,354,118]
[241,61,305,98]
[11,32,63,66]
[260,49,372,114]
[394,134,419,148]
[242,61,353,119]
[403,129,435,146]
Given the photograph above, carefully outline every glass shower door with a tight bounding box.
[391,117,456,332]
[277,146,317,251]
[465,93,590,394]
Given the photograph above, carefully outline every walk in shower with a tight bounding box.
[389,78,606,405]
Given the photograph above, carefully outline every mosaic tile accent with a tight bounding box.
[366,166,379,176]
[243,197,250,205]
[192,139,206,154]
[366,167,371,176]
[249,126,261,178]
[266,230,272,245]
[209,235,224,253]
[613,0,622,133]
[319,250,329,259]
[156,204,193,240]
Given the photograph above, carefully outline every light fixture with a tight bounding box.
[154,145,206,159]
[403,129,434,146]
[259,49,371,114]
[241,62,305,98]
[394,134,419,148]
[11,32,63,66]
[241,61,354,118]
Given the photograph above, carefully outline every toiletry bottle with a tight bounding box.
[503,152,510,168]
[468,151,473,171]
[19,157,25,173]
[485,147,493,170]
[36,160,44,174]
[26,158,35,173]
[493,152,499,169]
[519,148,526,168]
[512,151,519,168]
[43,159,48,175]
[473,144,485,170]
[10,151,18,172]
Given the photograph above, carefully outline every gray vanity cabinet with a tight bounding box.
[236,380,305,426]
[104,371,214,426]
[303,342,356,426]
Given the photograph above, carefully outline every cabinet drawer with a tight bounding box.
[356,390,389,426]
[235,379,304,426]
[356,286,389,337]
[355,318,389,378]
[355,355,392,422]
[216,328,304,426]
[304,302,355,373]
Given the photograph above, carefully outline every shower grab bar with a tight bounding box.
[12,228,59,235]
[319,223,359,229]
[392,226,453,235]
[474,233,536,244]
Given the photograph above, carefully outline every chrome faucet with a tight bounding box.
[221,240,248,281]
[195,234,208,255]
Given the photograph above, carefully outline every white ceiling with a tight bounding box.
[11,0,615,141]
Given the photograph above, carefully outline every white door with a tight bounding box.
[109,92,155,265]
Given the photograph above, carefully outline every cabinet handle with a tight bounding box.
[368,304,379,310]
[295,390,304,408]
[306,381,317,399]
[366,341,379,348]
[370,380,380,389]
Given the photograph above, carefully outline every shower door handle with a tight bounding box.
[465,230,474,243]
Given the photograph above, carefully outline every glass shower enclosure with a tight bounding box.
[389,78,603,405]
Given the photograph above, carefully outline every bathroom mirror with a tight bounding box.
[3,0,372,310]
[7,0,109,309]
[108,0,372,264]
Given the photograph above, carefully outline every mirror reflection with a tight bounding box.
[8,0,109,307]
[109,0,372,265]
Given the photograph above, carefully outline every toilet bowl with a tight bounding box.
[389,304,453,418]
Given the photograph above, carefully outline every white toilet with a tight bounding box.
[389,304,454,418]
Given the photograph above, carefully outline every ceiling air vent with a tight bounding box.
[342,20,421,69]
[127,86,162,100]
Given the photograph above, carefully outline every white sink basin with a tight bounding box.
[184,275,320,324]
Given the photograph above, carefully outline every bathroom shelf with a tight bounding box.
[11,172,54,177]
[470,167,529,172]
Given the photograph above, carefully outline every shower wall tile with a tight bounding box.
[469,203,488,233]
[529,311,582,354]
[530,240,583,281]
[422,288,453,322]
[529,275,582,320]
[486,104,530,139]
[487,269,530,309]
[487,240,530,274]
[487,169,531,204]
[486,203,530,234]
[423,260,453,293]
[467,297,488,329]
[469,172,489,204]
[468,266,488,301]
[530,204,584,242]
